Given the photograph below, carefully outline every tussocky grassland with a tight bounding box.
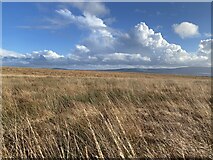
[1,67,212,158]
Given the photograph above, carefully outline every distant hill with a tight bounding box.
[102,67,211,77]
[49,66,211,77]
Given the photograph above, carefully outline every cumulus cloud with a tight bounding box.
[2,22,211,68]
[173,22,200,39]
[71,22,208,67]
[77,21,209,67]
[99,22,209,67]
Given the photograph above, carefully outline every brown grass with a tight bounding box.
[1,67,212,158]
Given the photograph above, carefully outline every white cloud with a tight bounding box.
[2,18,211,68]
[141,56,151,62]
[31,50,64,60]
[56,9,107,28]
[88,56,98,60]
[197,39,212,63]
[134,22,210,66]
[172,22,200,39]
[75,45,90,53]
[13,4,210,69]
[56,8,114,50]
[78,22,209,67]
[0,48,26,58]
[2,33,211,68]
[2,49,63,60]
[204,33,212,38]
[71,2,109,17]
[16,3,110,31]
[102,53,151,63]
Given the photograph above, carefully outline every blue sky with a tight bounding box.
[1,2,212,69]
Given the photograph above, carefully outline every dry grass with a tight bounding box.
[1,67,212,158]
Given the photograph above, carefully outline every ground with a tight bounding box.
[1,67,212,158]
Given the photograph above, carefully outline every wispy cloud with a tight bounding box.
[56,8,107,28]
[16,25,58,30]
[70,2,110,17]
[155,25,163,31]
[204,32,212,38]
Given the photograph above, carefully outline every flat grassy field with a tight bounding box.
[1,67,212,158]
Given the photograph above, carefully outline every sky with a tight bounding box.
[1,2,212,69]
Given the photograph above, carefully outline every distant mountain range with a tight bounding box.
[101,67,212,77]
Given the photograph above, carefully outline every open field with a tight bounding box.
[1,67,212,158]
